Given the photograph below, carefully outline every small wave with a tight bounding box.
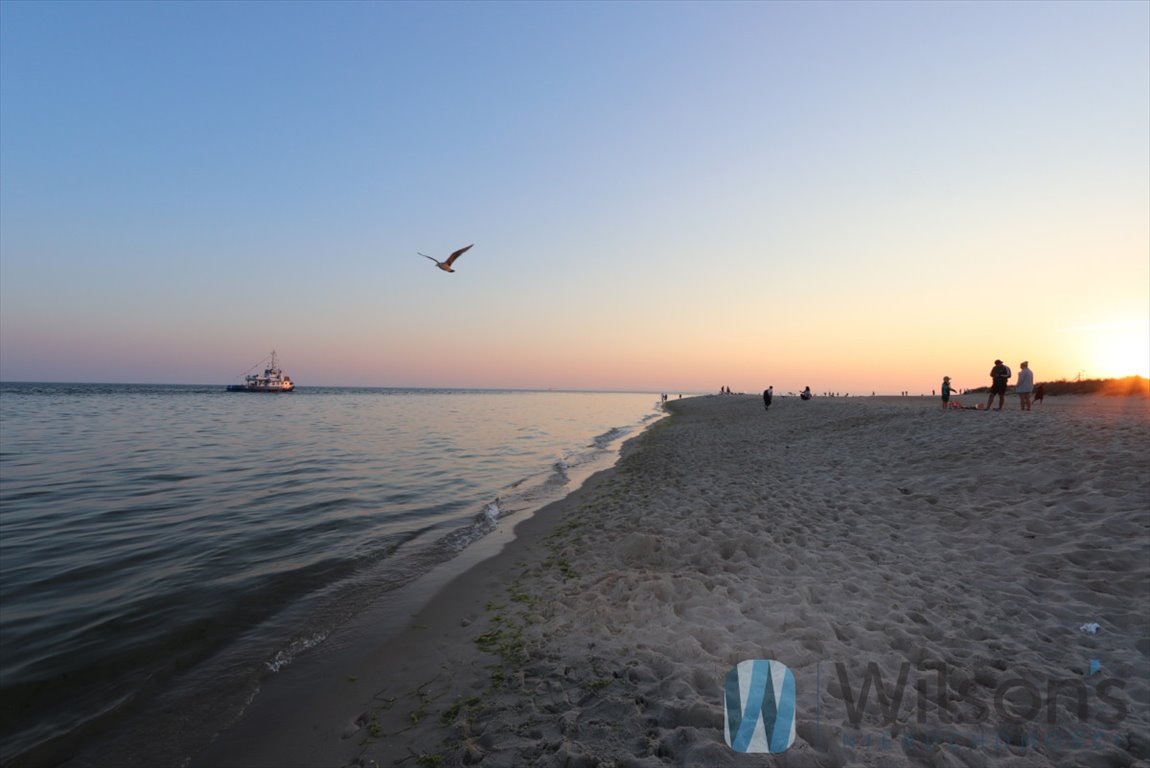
[265,631,329,673]
[483,499,501,526]
[590,426,629,448]
[435,499,504,554]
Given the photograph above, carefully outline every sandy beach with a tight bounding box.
[200,393,1150,768]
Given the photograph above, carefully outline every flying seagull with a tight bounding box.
[419,244,474,273]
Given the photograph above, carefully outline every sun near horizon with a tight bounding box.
[1079,322,1150,381]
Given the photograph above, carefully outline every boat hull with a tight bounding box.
[225,385,294,393]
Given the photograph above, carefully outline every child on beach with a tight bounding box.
[941,376,958,409]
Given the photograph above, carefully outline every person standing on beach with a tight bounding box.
[985,359,1012,410]
[941,376,957,409]
[763,386,773,411]
[1015,361,1034,411]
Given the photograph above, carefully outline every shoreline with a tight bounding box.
[202,394,1148,767]
[23,390,662,768]
[186,409,669,768]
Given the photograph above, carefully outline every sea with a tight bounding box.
[0,383,666,767]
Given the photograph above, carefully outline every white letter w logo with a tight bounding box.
[723,659,797,753]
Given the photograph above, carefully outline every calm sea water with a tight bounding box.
[0,383,664,767]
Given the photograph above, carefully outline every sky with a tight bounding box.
[1,0,1147,393]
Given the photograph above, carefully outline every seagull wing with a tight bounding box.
[444,244,474,267]
[418,252,440,265]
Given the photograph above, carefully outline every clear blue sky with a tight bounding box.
[2,0,1147,391]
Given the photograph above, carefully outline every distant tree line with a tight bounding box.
[966,375,1149,397]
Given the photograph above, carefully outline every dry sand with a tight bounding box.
[204,393,1150,768]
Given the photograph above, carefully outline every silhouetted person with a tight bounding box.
[985,359,1011,411]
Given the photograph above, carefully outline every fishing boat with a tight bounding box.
[226,351,295,392]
